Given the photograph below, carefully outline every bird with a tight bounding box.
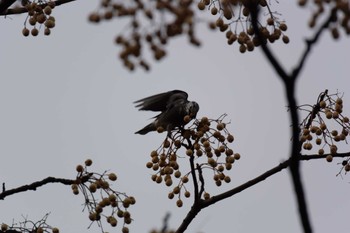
[134,90,200,135]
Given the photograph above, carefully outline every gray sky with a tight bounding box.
[1,1,350,233]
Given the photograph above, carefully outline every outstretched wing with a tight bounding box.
[134,90,188,111]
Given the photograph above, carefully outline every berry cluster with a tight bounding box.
[73,159,135,233]
[298,0,350,39]
[21,0,56,37]
[299,91,350,164]
[89,0,287,70]
[0,213,59,233]
[145,114,240,207]
[199,0,289,53]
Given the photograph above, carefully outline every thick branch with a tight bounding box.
[246,3,313,233]
[176,150,350,232]
[0,0,77,16]
[248,4,289,82]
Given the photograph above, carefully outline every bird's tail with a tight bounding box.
[135,123,156,135]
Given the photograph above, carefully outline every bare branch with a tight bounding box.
[0,175,91,200]
[300,152,350,161]
[247,3,312,233]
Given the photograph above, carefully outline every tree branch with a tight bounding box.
[0,174,91,200]
[247,3,313,233]
[0,0,77,16]
[176,158,290,233]
[300,152,350,161]
[291,8,337,80]
[176,149,350,232]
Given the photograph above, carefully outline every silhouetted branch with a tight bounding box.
[189,155,200,203]
[248,3,313,233]
[0,174,92,200]
[300,152,350,161]
[176,149,350,233]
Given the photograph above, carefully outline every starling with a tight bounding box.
[134,90,199,135]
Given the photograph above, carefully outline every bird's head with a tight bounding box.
[187,101,200,118]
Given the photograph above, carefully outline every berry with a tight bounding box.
[31,28,39,36]
[22,27,30,36]
[176,199,183,207]
[108,173,117,181]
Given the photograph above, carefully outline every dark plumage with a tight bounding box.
[134,90,199,135]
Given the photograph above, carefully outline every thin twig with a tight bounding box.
[0,175,91,200]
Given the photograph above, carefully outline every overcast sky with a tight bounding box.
[1,1,350,233]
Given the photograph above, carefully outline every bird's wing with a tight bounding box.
[134,90,188,111]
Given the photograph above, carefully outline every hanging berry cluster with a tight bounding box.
[145,114,240,207]
[89,0,288,71]
[21,0,56,37]
[73,159,135,233]
[299,90,350,168]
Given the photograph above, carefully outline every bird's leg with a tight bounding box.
[166,125,173,140]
